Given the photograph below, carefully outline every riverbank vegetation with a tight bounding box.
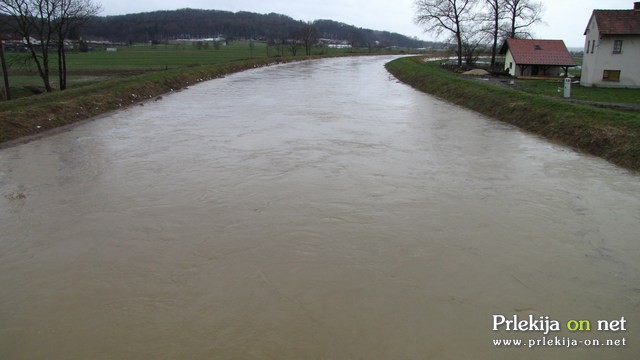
[385,56,640,171]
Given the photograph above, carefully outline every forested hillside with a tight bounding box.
[82,8,436,48]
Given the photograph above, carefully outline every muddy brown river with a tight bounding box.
[1,56,639,359]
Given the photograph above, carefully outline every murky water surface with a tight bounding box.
[1,56,639,359]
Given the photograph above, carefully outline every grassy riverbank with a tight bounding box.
[0,43,411,146]
[385,56,640,171]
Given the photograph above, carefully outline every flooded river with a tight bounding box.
[1,56,639,359]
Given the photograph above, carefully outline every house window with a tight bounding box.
[591,40,596,54]
[613,40,623,54]
[603,70,621,82]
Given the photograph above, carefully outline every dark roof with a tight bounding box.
[500,39,576,66]
[586,9,640,35]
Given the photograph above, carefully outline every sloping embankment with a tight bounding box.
[385,56,640,172]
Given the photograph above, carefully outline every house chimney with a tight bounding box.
[635,2,640,10]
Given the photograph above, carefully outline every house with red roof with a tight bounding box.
[581,2,640,88]
[499,38,576,78]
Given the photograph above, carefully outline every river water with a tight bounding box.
[1,56,639,359]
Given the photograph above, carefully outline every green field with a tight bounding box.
[3,42,269,98]
[64,42,272,70]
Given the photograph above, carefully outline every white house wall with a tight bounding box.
[504,50,517,76]
[581,15,599,86]
[581,15,640,88]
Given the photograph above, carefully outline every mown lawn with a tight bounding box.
[515,79,640,104]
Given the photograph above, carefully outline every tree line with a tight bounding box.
[414,0,544,67]
[83,9,430,49]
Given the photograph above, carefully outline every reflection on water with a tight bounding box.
[1,56,639,359]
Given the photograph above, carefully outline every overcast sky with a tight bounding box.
[98,0,636,47]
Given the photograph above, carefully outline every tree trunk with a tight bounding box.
[491,15,499,67]
[455,22,463,67]
[40,45,53,92]
[510,11,517,38]
[25,38,52,92]
[58,38,67,90]
[26,34,53,92]
[0,37,11,100]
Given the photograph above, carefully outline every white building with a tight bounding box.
[500,38,576,77]
[581,2,640,88]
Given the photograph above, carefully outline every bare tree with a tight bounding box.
[350,29,364,50]
[1,0,56,92]
[300,22,318,56]
[54,0,101,90]
[0,0,99,92]
[287,39,300,56]
[278,38,286,57]
[504,0,544,39]
[461,23,489,66]
[482,0,505,67]
[414,0,478,67]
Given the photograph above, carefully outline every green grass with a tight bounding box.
[515,79,640,104]
[2,42,273,97]
[385,56,640,171]
[65,42,272,70]
[513,53,640,104]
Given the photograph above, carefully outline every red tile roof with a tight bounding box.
[590,9,640,35]
[501,39,576,66]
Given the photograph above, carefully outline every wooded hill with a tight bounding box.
[82,8,437,49]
